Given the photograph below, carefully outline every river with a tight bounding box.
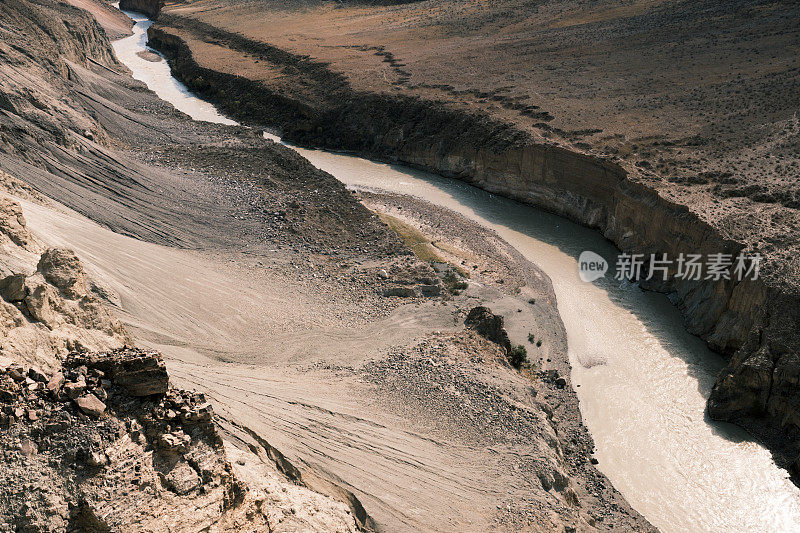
[112,8,800,532]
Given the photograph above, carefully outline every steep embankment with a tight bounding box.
[0,187,361,530]
[119,0,163,18]
[146,13,800,471]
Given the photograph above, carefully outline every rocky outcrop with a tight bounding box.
[0,350,247,531]
[120,0,163,19]
[707,285,800,470]
[1,348,362,531]
[66,348,169,397]
[465,306,513,354]
[147,17,800,470]
[0,198,131,372]
[38,248,89,300]
[0,195,40,277]
[0,245,131,372]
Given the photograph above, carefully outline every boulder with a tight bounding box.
[74,393,106,418]
[0,197,34,249]
[0,274,26,302]
[86,451,108,468]
[64,380,86,399]
[27,366,47,382]
[47,372,65,394]
[158,431,191,454]
[161,461,200,495]
[8,366,25,382]
[22,274,60,326]
[20,439,36,456]
[37,248,87,299]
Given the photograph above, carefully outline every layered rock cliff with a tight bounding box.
[146,16,800,471]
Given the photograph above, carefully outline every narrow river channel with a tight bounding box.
[113,9,800,532]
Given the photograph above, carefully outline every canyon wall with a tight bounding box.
[119,0,163,18]
[147,22,800,470]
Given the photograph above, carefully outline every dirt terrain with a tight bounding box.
[140,0,800,473]
[14,163,652,530]
[157,0,800,218]
[0,0,654,530]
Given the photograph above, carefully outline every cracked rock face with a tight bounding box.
[708,305,800,473]
[74,393,107,418]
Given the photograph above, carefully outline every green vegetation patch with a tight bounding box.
[376,212,448,264]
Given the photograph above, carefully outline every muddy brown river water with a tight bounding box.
[113,9,800,531]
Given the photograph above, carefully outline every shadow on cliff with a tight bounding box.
[372,159,775,449]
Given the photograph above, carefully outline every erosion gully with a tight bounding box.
[113,9,800,532]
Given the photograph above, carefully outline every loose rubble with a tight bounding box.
[0,348,359,531]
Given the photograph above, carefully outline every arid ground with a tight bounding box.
[161,0,800,261]
[0,0,656,530]
[144,0,800,478]
[2,0,799,529]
